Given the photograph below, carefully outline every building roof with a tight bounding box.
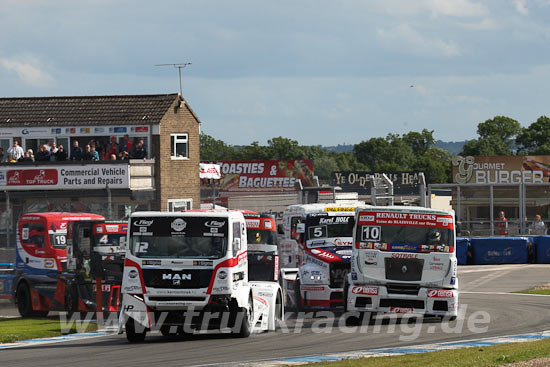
[0,94,185,127]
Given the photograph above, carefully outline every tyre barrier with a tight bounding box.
[469,237,529,265]
[456,237,469,265]
[533,236,550,264]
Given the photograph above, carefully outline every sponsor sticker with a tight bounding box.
[351,286,378,295]
[359,215,375,222]
[301,286,325,291]
[105,225,120,233]
[143,260,161,266]
[427,289,454,298]
[391,253,419,259]
[171,218,187,232]
[389,307,414,313]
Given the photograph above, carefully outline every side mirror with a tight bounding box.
[296,223,305,234]
[233,238,241,253]
[277,224,284,235]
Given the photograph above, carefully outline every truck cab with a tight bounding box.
[61,220,127,316]
[12,212,105,317]
[119,211,253,342]
[346,206,458,323]
[279,203,362,310]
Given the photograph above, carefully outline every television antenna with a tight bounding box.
[155,62,192,95]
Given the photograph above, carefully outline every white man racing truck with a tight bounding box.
[346,206,458,323]
[280,203,362,310]
[118,210,280,342]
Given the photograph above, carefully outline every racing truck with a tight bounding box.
[0,212,106,317]
[119,210,282,343]
[61,220,127,317]
[346,206,458,323]
[279,203,362,310]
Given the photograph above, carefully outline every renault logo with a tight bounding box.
[401,265,408,273]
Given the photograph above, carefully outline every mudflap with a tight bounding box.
[118,293,150,334]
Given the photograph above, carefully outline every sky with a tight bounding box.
[1,0,550,146]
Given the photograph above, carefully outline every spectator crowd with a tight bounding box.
[0,135,147,163]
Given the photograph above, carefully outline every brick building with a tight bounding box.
[0,93,201,244]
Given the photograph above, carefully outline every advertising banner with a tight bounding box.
[199,163,221,179]
[331,171,425,195]
[0,164,129,190]
[201,160,314,193]
[451,155,550,184]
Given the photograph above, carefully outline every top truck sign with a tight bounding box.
[0,164,129,190]
[452,155,550,184]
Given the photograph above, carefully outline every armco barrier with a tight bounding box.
[469,237,529,265]
[533,236,550,264]
[456,238,469,265]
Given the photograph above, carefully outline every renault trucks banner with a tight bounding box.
[331,171,425,195]
[452,155,550,184]
[201,160,314,192]
[0,164,129,190]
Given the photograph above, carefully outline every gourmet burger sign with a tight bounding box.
[0,164,129,190]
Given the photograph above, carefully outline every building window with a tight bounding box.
[168,198,193,212]
[170,133,188,160]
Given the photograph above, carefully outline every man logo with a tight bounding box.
[171,218,187,232]
[162,273,192,280]
[401,265,408,273]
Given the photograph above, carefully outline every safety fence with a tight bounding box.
[456,236,550,265]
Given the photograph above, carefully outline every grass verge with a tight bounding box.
[513,289,550,295]
[0,317,97,343]
[301,338,550,367]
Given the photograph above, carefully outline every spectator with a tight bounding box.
[83,145,93,160]
[90,145,99,161]
[131,139,147,159]
[0,147,4,162]
[495,211,508,236]
[26,149,34,161]
[35,145,51,162]
[50,141,58,154]
[110,153,117,161]
[20,151,34,162]
[120,134,133,154]
[108,136,119,157]
[8,154,17,163]
[7,140,24,161]
[70,140,84,160]
[55,145,68,161]
[530,214,547,235]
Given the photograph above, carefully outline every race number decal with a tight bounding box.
[361,226,381,242]
[308,225,327,239]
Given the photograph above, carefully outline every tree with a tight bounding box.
[353,134,414,171]
[200,133,236,161]
[403,129,435,155]
[516,116,550,155]
[267,137,307,160]
[412,147,452,184]
[460,116,521,156]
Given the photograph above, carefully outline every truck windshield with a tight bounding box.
[357,225,454,252]
[305,214,355,248]
[247,230,277,246]
[131,236,226,259]
[129,216,228,259]
[248,251,276,281]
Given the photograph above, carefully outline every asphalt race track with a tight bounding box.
[2,264,550,366]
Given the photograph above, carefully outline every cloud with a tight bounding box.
[425,0,489,17]
[513,0,529,14]
[457,18,499,30]
[376,24,460,57]
[0,58,54,87]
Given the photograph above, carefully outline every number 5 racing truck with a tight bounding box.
[119,210,282,343]
[346,206,458,323]
[280,203,362,310]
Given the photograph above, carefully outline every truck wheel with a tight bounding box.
[126,318,147,343]
[233,297,253,338]
[294,279,303,312]
[17,283,33,317]
[275,292,283,323]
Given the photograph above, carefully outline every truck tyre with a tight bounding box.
[126,318,147,343]
[233,297,253,338]
[294,279,303,312]
[275,291,283,325]
[17,282,33,317]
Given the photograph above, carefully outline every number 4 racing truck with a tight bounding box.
[346,206,458,323]
[119,210,282,343]
[60,220,128,316]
